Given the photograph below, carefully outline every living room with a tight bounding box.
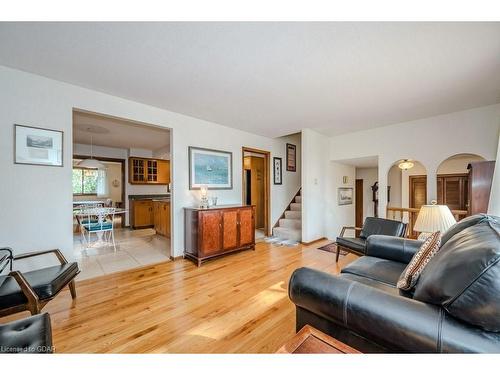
[1,2,500,374]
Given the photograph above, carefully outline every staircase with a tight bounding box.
[272,190,302,243]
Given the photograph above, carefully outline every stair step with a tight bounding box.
[284,210,301,219]
[295,196,302,203]
[273,227,302,242]
[290,203,301,211]
[279,218,302,229]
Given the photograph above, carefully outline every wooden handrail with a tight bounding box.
[386,206,468,239]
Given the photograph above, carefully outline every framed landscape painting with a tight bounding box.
[189,146,233,189]
[338,187,353,206]
[14,124,63,167]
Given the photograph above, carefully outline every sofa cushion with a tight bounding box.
[0,313,53,353]
[359,217,406,239]
[441,214,490,246]
[341,256,407,286]
[336,237,366,254]
[414,216,500,332]
[397,231,442,291]
[0,263,79,309]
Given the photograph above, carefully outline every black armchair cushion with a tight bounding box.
[440,213,490,246]
[359,217,406,239]
[335,237,366,253]
[0,263,78,309]
[341,256,407,286]
[0,313,52,353]
[414,216,500,332]
[366,235,423,264]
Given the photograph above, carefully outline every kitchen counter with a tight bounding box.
[184,204,254,211]
[128,194,170,201]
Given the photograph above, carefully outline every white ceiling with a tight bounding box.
[335,156,379,168]
[73,110,170,150]
[1,22,499,138]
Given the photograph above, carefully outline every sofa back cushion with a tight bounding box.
[413,215,500,332]
[440,214,490,246]
[359,217,406,240]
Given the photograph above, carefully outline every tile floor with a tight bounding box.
[74,227,171,281]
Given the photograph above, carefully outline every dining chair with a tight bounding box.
[79,207,117,252]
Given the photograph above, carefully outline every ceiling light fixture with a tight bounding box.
[77,134,106,170]
[398,159,414,170]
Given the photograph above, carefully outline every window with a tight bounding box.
[72,168,99,195]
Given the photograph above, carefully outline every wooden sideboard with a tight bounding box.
[184,205,255,266]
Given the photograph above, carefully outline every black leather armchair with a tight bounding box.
[335,217,407,262]
[289,234,500,353]
[0,313,53,353]
[0,247,79,317]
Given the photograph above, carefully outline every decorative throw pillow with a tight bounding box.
[397,231,441,291]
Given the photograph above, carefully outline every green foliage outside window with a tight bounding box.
[72,168,98,195]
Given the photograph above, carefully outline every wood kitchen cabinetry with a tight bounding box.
[153,200,171,237]
[129,157,170,185]
[130,200,154,229]
[184,205,255,266]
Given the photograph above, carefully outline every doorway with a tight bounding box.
[242,147,270,239]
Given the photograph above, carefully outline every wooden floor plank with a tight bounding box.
[0,241,356,353]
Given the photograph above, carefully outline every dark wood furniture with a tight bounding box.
[184,205,255,266]
[277,325,360,354]
[0,248,79,317]
[129,157,170,185]
[467,161,495,215]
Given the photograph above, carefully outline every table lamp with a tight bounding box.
[199,184,209,209]
[413,201,456,240]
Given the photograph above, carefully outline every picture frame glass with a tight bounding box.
[273,157,282,184]
[286,143,296,172]
[338,187,353,205]
[15,124,63,167]
[189,147,232,189]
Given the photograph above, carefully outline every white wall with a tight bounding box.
[387,166,402,208]
[355,167,378,220]
[0,66,301,264]
[488,134,500,216]
[301,129,328,242]
[325,162,356,240]
[437,154,484,174]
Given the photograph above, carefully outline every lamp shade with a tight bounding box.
[414,204,457,233]
[77,158,106,170]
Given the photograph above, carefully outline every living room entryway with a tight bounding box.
[72,110,173,280]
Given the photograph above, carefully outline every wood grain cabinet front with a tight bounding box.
[184,205,255,266]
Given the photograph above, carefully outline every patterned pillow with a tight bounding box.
[397,231,442,291]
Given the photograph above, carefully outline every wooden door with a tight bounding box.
[222,209,239,250]
[355,179,363,236]
[437,174,468,211]
[409,176,427,208]
[134,200,153,227]
[468,161,495,215]
[238,207,254,247]
[199,210,222,255]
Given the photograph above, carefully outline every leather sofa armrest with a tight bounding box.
[365,235,423,264]
[289,267,442,352]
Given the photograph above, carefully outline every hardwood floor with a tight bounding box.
[0,241,357,353]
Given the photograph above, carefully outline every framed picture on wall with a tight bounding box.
[338,187,353,205]
[273,157,282,185]
[188,146,233,189]
[286,143,296,172]
[14,124,63,167]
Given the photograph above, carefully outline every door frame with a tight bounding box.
[241,147,271,236]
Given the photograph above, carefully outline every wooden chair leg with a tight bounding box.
[28,302,41,316]
[335,245,341,262]
[69,280,77,299]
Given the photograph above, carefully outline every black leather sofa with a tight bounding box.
[289,214,500,353]
[0,313,53,353]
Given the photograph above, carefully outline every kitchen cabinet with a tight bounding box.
[184,205,255,266]
[129,157,170,185]
[153,200,171,237]
[130,199,154,229]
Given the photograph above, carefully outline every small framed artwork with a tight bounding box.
[14,124,63,167]
[338,187,353,206]
[273,157,282,185]
[286,143,296,172]
[189,146,233,190]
